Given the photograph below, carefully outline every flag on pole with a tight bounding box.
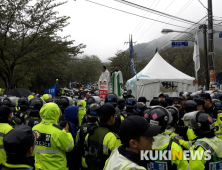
[155,47,158,53]
[193,30,200,71]
[44,83,57,97]
[130,35,136,74]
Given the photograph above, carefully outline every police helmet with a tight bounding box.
[104,93,118,106]
[28,97,45,111]
[125,98,137,108]
[18,98,29,107]
[86,103,101,118]
[117,97,125,110]
[56,96,73,109]
[147,106,172,132]
[211,92,222,101]
[3,97,18,107]
[87,96,101,106]
[166,106,179,127]
[133,102,147,116]
[143,107,153,121]
[212,99,222,110]
[183,111,215,137]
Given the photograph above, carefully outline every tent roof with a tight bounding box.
[140,52,194,79]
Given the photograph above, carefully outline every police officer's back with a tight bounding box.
[121,98,137,118]
[24,97,44,128]
[14,98,29,123]
[32,103,74,170]
[84,104,121,170]
[75,103,100,170]
[0,107,13,167]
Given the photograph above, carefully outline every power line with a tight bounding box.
[137,17,207,62]
[85,0,188,29]
[197,0,208,10]
[133,0,160,37]
[115,0,200,25]
[135,0,175,42]
[135,0,194,58]
[131,0,156,36]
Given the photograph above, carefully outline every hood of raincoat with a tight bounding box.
[64,106,79,138]
[41,94,50,101]
[77,100,86,109]
[40,103,60,124]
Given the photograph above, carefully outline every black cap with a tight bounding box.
[138,97,149,103]
[0,106,12,122]
[4,125,40,157]
[150,99,160,106]
[159,93,165,98]
[194,98,205,106]
[120,116,161,144]
[165,98,173,106]
[100,103,116,122]
[184,100,197,112]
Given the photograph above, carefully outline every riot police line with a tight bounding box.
[0,89,222,170]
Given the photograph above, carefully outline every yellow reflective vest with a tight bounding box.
[0,123,13,165]
[189,136,222,170]
[152,134,189,170]
[32,103,74,170]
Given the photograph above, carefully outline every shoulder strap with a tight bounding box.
[52,124,63,130]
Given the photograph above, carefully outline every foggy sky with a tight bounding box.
[56,0,222,62]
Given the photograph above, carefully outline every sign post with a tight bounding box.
[172,42,188,47]
[99,82,108,100]
[219,33,222,38]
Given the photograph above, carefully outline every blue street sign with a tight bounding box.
[172,42,188,47]
[219,33,222,38]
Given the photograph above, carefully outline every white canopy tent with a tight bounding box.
[126,52,196,100]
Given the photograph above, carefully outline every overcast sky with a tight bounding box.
[57,0,222,62]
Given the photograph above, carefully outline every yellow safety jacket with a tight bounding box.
[189,136,222,170]
[0,123,13,165]
[77,100,86,127]
[32,103,74,170]
[152,134,189,170]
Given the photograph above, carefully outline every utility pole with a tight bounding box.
[199,24,209,90]
[208,0,215,89]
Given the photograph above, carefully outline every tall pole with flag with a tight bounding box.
[193,29,200,91]
[129,34,138,99]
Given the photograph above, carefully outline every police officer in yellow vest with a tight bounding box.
[0,107,13,167]
[32,103,74,170]
[104,115,161,170]
[84,103,121,170]
[1,125,40,170]
[184,111,222,170]
[77,95,86,127]
[75,103,100,170]
[147,106,189,170]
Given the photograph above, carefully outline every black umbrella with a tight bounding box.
[5,88,31,98]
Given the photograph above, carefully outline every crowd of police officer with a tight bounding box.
[0,89,222,170]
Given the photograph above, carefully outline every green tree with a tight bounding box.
[0,0,85,90]
[70,55,103,85]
